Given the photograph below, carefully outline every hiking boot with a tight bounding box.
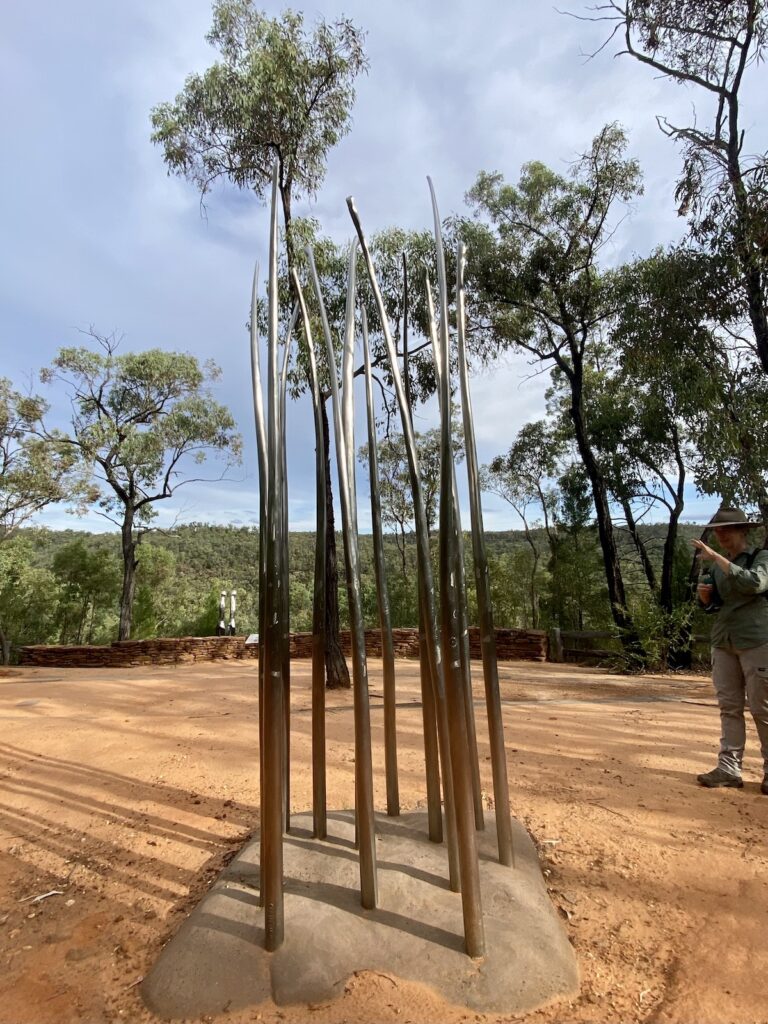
[697,767,743,788]
[761,776,768,796]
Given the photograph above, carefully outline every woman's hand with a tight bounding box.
[692,539,717,560]
[692,538,731,574]
[697,581,714,605]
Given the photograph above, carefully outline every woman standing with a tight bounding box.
[694,507,768,793]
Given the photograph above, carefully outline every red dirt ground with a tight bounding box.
[1,659,767,1024]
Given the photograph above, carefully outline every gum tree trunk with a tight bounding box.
[118,514,138,641]
[0,622,10,666]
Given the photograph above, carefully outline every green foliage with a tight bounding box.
[2,520,716,660]
[150,2,367,226]
[597,1,768,373]
[358,423,464,542]
[0,377,77,543]
[463,123,642,367]
[692,361,768,511]
[131,543,178,639]
[193,588,224,636]
[42,336,242,529]
[625,544,707,670]
[51,540,121,644]
[487,548,539,629]
[41,332,242,640]
[283,221,442,417]
[0,538,60,662]
[546,530,610,632]
[0,381,82,661]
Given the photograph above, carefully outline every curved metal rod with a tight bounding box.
[279,305,298,835]
[425,275,484,830]
[404,257,442,843]
[347,194,460,895]
[455,241,514,867]
[262,160,285,952]
[341,253,358,516]
[250,262,268,905]
[428,176,485,958]
[306,242,378,911]
[361,307,400,817]
[291,270,327,840]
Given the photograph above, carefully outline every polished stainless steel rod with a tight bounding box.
[291,269,327,840]
[249,262,268,904]
[347,196,459,893]
[418,618,443,842]
[361,307,400,817]
[456,241,514,867]
[425,278,484,830]
[262,161,285,951]
[429,177,485,958]
[306,242,378,910]
[279,307,298,835]
[404,256,442,842]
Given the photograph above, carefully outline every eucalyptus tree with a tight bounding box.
[357,424,462,576]
[610,246,768,522]
[52,540,121,645]
[42,333,241,641]
[0,378,77,662]
[482,420,561,629]
[601,249,729,595]
[152,1,367,686]
[685,348,768,545]
[0,378,75,544]
[285,221,442,410]
[554,244,764,663]
[0,537,59,665]
[586,1,768,373]
[463,124,646,658]
[482,423,606,632]
[285,223,441,682]
[548,465,607,632]
[151,1,367,267]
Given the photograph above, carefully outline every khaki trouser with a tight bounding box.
[712,642,768,776]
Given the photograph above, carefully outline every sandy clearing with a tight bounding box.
[1,659,766,1024]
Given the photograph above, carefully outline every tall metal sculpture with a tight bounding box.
[291,269,328,840]
[425,275,484,831]
[348,197,461,898]
[252,161,513,959]
[305,243,378,910]
[428,178,485,956]
[361,307,399,817]
[455,242,514,867]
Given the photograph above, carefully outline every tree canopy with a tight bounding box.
[151,0,367,259]
[42,332,241,640]
[587,0,768,372]
[462,124,646,655]
[0,378,75,544]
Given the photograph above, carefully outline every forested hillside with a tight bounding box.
[0,520,711,664]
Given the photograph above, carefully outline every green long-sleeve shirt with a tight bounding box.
[706,547,768,649]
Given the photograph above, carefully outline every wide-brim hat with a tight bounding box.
[705,506,762,528]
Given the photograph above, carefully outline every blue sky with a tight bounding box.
[2,1,764,533]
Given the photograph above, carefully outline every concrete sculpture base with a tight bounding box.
[140,810,578,1017]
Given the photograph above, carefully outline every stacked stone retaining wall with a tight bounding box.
[20,627,547,669]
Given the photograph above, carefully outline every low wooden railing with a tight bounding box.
[548,627,710,664]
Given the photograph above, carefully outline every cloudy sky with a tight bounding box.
[3,1,764,534]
